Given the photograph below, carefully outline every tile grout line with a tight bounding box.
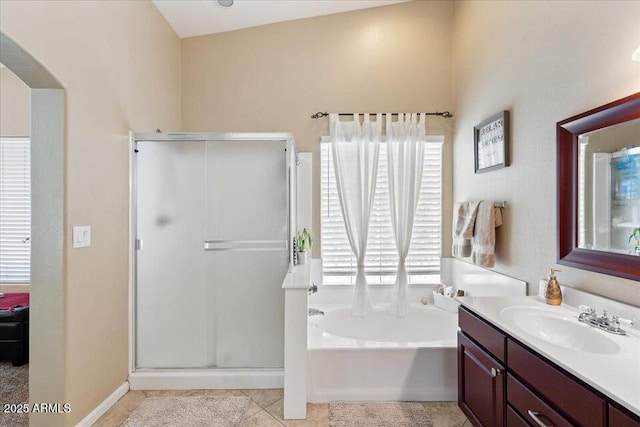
[244,408,286,426]
[269,409,287,426]
[102,391,466,426]
[264,398,284,423]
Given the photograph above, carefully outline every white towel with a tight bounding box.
[471,201,503,268]
[452,201,480,258]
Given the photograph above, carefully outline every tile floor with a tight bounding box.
[94,389,471,426]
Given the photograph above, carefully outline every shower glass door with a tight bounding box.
[135,137,289,369]
[206,140,287,368]
[135,141,209,368]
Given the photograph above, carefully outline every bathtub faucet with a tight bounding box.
[309,308,324,316]
[308,282,318,295]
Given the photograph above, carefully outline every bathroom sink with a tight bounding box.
[500,306,621,355]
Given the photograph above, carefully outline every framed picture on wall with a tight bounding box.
[474,111,509,173]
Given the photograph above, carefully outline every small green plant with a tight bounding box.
[630,227,640,256]
[295,228,313,252]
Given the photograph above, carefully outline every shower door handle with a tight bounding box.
[204,240,288,251]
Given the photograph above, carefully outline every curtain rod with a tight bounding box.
[310,111,453,119]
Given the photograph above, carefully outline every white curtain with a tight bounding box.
[386,113,426,318]
[330,113,382,317]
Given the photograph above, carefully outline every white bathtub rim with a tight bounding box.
[308,342,457,351]
[318,306,456,343]
[308,303,458,350]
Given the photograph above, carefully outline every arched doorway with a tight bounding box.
[0,32,65,426]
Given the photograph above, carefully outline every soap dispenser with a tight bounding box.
[545,268,562,305]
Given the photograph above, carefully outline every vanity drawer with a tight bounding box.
[506,404,529,427]
[459,306,506,363]
[507,339,605,427]
[507,374,573,427]
[609,405,640,427]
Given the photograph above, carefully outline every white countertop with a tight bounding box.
[458,295,640,418]
[281,264,311,289]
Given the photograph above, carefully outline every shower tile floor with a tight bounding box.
[94,389,471,426]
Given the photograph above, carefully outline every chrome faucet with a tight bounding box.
[308,308,324,316]
[308,282,318,295]
[578,306,626,335]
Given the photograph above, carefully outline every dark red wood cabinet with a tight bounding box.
[611,405,640,427]
[458,306,640,427]
[458,332,505,427]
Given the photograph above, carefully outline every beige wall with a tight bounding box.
[0,1,181,425]
[1,0,638,423]
[0,67,30,136]
[0,284,29,293]
[182,0,455,257]
[452,1,640,305]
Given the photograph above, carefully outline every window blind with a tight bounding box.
[578,140,588,248]
[321,136,443,279]
[0,137,31,283]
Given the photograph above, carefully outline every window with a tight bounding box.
[320,136,443,284]
[0,137,30,283]
[578,137,588,248]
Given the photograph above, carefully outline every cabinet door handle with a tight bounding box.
[490,367,501,377]
[528,410,553,427]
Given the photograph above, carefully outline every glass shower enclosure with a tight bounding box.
[131,132,296,373]
[592,146,640,254]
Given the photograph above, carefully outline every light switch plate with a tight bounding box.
[73,226,91,248]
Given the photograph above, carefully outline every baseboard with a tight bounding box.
[307,387,457,403]
[75,381,129,427]
[129,368,284,390]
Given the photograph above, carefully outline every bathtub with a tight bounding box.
[307,304,459,402]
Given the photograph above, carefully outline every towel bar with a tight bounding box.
[494,201,506,208]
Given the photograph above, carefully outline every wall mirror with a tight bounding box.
[557,92,640,281]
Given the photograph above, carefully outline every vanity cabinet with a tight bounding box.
[458,307,506,427]
[458,306,640,427]
[610,405,640,427]
[458,332,505,427]
[506,374,575,427]
[506,405,529,427]
[508,338,605,426]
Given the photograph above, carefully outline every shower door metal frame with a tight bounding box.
[128,131,296,383]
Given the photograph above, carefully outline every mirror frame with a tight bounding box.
[557,92,640,282]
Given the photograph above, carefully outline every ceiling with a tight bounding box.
[152,0,410,39]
